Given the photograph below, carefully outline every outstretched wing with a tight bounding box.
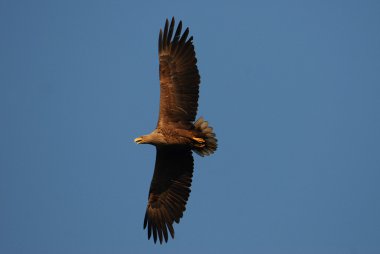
[144,147,194,244]
[157,17,200,128]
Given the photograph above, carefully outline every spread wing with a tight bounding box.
[157,17,200,129]
[143,147,194,244]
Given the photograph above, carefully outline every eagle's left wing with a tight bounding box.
[157,18,200,129]
[143,147,194,244]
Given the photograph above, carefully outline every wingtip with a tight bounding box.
[143,211,148,229]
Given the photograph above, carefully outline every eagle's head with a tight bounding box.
[134,131,166,145]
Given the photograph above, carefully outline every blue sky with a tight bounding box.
[1,0,380,253]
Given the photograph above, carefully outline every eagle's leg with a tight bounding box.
[192,137,206,148]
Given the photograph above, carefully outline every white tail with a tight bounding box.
[193,117,217,157]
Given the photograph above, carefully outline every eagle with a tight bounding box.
[134,18,217,244]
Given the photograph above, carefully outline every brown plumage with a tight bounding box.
[134,17,217,244]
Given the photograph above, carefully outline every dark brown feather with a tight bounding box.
[157,18,200,128]
[171,22,182,53]
[144,147,194,243]
[167,17,175,46]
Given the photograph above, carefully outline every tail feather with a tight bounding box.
[193,117,217,157]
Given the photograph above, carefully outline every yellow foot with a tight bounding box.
[192,137,206,147]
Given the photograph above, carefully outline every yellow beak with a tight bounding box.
[134,137,143,144]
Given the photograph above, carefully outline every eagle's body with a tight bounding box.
[136,123,212,150]
[134,18,217,244]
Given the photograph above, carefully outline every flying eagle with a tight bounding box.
[134,18,217,244]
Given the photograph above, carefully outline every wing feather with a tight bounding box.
[171,21,182,50]
[167,17,175,46]
[162,19,169,50]
[144,147,194,244]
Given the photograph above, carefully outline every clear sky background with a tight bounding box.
[1,0,379,253]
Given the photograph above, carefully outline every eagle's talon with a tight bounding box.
[192,137,205,143]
